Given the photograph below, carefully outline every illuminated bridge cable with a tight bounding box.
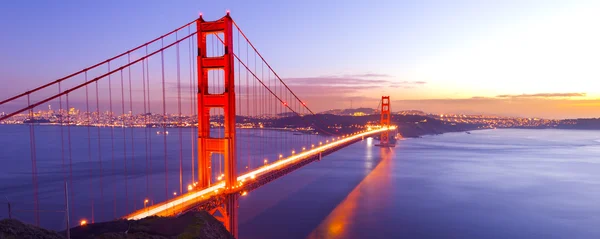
[232,21,317,116]
[0,31,196,122]
[213,33,337,137]
[0,20,197,108]
[3,26,194,226]
[0,15,381,229]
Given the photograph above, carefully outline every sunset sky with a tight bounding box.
[1,0,599,119]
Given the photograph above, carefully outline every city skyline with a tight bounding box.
[0,104,580,130]
[1,1,599,119]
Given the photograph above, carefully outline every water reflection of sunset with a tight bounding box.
[307,147,395,239]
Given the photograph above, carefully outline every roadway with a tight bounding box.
[125,126,394,220]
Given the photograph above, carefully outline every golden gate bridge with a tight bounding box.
[0,13,394,237]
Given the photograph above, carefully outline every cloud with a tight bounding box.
[389,81,427,88]
[285,76,390,86]
[391,97,600,119]
[285,75,426,92]
[289,84,380,96]
[344,73,391,78]
[496,93,586,98]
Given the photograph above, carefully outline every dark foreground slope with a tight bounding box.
[1,211,234,239]
[0,219,63,239]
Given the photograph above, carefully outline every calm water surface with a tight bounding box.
[1,126,599,238]
[239,129,600,239]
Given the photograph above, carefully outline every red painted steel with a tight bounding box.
[196,13,238,237]
[380,96,391,146]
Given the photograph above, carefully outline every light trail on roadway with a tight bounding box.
[126,126,394,220]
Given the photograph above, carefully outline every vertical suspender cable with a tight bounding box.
[94,79,103,221]
[236,29,243,172]
[108,63,116,218]
[188,26,195,185]
[27,94,40,226]
[128,53,136,210]
[176,32,184,195]
[161,38,168,201]
[120,69,128,213]
[142,49,149,201]
[66,92,74,227]
[58,82,69,224]
[85,71,94,222]
[146,46,153,201]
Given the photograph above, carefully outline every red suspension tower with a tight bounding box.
[380,96,391,146]
[196,13,238,236]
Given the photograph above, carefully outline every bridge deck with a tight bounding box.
[125,127,393,220]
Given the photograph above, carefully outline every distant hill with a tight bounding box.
[320,108,426,116]
[269,113,481,137]
[320,108,376,115]
[558,118,600,130]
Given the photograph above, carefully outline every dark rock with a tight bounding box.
[0,218,64,239]
[1,211,234,239]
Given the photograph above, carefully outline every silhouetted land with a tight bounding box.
[0,211,234,239]
[253,114,600,137]
[556,118,600,130]
[264,114,483,137]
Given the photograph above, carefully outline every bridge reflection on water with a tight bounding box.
[307,145,395,239]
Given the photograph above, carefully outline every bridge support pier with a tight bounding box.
[209,194,238,236]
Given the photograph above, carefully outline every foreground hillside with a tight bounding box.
[0,211,234,239]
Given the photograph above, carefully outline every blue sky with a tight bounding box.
[1,0,599,118]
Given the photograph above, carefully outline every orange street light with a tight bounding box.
[80,219,87,226]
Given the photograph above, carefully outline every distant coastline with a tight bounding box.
[3,113,600,139]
